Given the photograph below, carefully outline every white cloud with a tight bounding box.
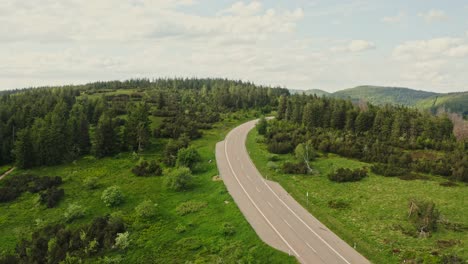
[393,37,468,60]
[218,1,263,16]
[382,12,405,24]
[392,35,468,89]
[331,40,376,53]
[418,9,447,22]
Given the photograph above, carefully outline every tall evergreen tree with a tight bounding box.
[124,103,151,151]
[14,128,34,169]
[93,113,121,158]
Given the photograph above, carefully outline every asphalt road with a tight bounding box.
[216,119,370,264]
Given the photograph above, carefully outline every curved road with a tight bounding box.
[216,119,370,264]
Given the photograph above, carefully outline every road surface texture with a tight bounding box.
[216,119,370,264]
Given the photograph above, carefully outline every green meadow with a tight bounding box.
[247,129,467,263]
[0,115,295,263]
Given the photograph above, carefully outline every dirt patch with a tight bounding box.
[212,175,222,181]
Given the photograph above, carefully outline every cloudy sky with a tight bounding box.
[1,0,467,92]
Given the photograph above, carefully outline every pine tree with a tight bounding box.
[124,103,151,151]
[277,96,287,120]
[14,128,34,168]
[93,113,120,158]
[68,103,91,157]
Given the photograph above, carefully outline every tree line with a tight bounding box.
[266,94,467,182]
[0,78,288,168]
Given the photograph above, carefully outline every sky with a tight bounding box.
[1,0,467,93]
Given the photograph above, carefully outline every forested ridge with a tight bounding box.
[265,94,467,182]
[0,78,287,168]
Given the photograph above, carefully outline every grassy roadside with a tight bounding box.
[247,129,467,263]
[0,113,296,263]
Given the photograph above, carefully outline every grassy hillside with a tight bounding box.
[332,86,439,106]
[416,92,468,117]
[247,129,467,264]
[0,113,295,263]
[289,89,330,97]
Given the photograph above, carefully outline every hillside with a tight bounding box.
[289,89,330,97]
[416,92,468,116]
[291,86,467,117]
[332,86,439,106]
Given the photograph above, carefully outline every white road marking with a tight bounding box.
[306,242,317,253]
[223,138,302,260]
[243,122,351,264]
[256,186,261,193]
[267,201,274,208]
[283,218,292,228]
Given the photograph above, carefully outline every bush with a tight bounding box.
[132,160,162,176]
[64,203,86,223]
[101,186,124,207]
[176,147,201,170]
[114,232,130,250]
[165,167,193,191]
[267,154,279,162]
[371,163,408,177]
[256,116,268,135]
[222,222,236,236]
[328,167,368,182]
[135,200,157,219]
[282,162,308,174]
[39,187,65,208]
[408,198,440,236]
[266,161,278,170]
[176,200,207,216]
[267,141,294,154]
[175,224,187,233]
[83,177,99,189]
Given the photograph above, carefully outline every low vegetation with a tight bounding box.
[248,128,467,263]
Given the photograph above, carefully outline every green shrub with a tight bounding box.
[408,198,440,236]
[114,232,130,250]
[132,160,162,176]
[371,163,408,177]
[39,187,65,208]
[176,147,201,170]
[135,199,157,219]
[175,224,187,233]
[64,203,86,223]
[101,186,124,207]
[267,154,279,162]
[83,177,99,189]
[165,167,193,191]
[282,161,308,174]
[328,167,368,182]
[222,222,236,236]
[176,200,207,216]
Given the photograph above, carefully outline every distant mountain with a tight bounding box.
[289,89,330,97]
[332,86,439,106]
[290,85,467,117]
[416,92,468,117]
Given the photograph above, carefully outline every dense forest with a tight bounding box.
[263,94,467,182]
[0,78,292,263]
[0,78,287,168]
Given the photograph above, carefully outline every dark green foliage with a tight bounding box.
[132,160,162,176]
[92,113,120,158]
[165,167,193,191]
[256,116,268,135]
[371,163,409,177]
[39,187,65,208]
[282,162,308,175]
[408,199,440,235]
[222,222,236,236]
[176,147,201,170]
[163,138,189,166]
[124,103,151,151]
[13,128,34,169]
[6,215,125,264]
[328,168,368,182]
[0,175,62,203]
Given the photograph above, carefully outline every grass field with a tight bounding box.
[247,129,467,263]
[0,114,295,263]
